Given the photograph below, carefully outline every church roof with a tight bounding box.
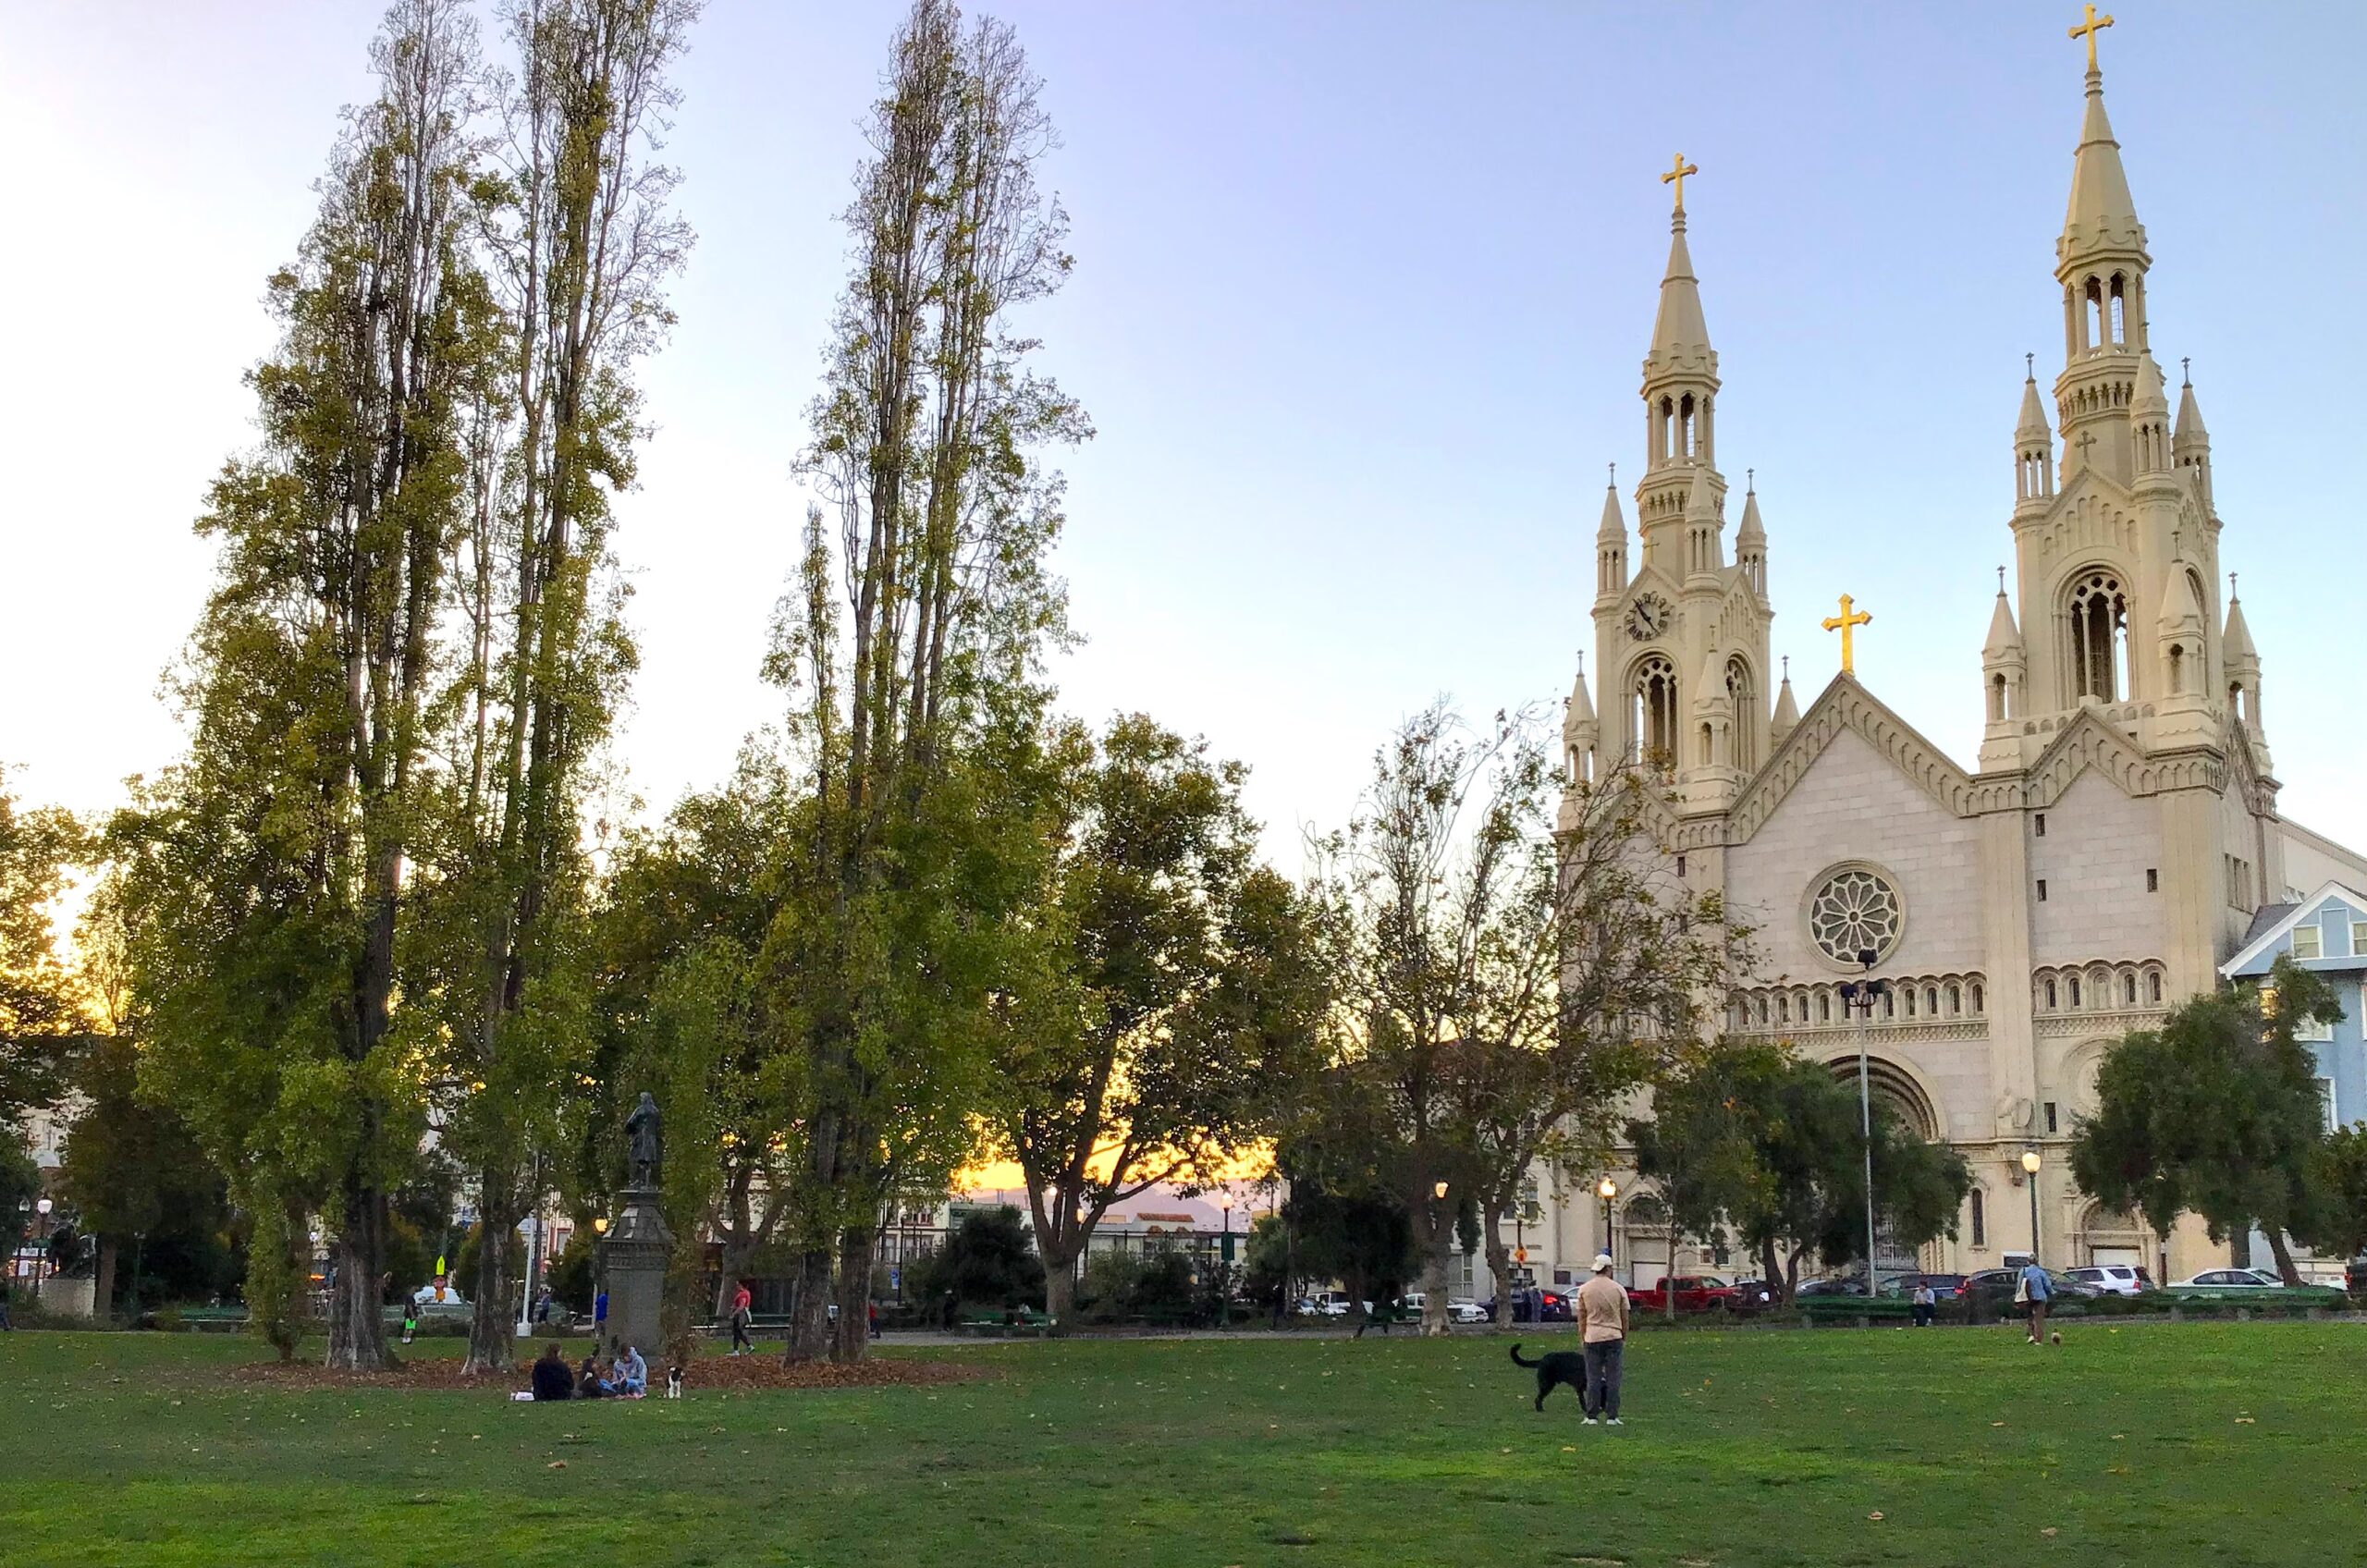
[2224,591,2259,668]
[1735,484,1765,544]
[1686,467,1721,521]
[1983,585,2022,657]
[1770,668,1799,741]
[1597,481,1626,543]
[2017,373,2052,441]
[2059,67,2147,268]
[1564,655,1596,736]
[2155,558,2206,633]
[1691,642,1729,710]
[2175,372,2210,446]
[1645,212,1716,381]
[2131,350,2170,418]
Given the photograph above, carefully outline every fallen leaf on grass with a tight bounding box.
[1868,1512,1884,1522]
[546,1461,567,1469]
[2042,1527,2058,1537]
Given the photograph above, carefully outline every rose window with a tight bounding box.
[1808,867,1903,965]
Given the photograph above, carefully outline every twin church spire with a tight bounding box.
[1570,10,2268,810]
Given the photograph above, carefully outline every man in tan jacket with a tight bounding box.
[1574,1253,1629,1426]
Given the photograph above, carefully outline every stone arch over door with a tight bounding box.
[1819,1051,1944,1142]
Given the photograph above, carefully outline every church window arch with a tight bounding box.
[1659,397,1676,462]
[1926,985,1941,1015]
[2107,274,2128,346]
[2166,643,2185,696]
[1678,392,1697,459]
[1818,991,1832,1024]
[2044,978,2058,1010]
[1971,982,1984,1013]
[2083,276,2105,350]
[1945,983,1961,1015]
[1630,655,1678,768]
[1903,987,1916,1019]
[2147,970,2163,1004]
[2122,972,2138,1007]
[1990,671,2008,721]
[1726,657,1758,772]
[2067,569,2129,703]
[1777,995,1789,1024]
[2067,975,2082,1008]
[1970,1188,1987,1248]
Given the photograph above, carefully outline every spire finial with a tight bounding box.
[2228,570,2238,599]
[1608,462,1616,487]
[2181,355,2191,387]
[1576,650,1585,675]
[2025,351,2035,382]
[2068,3,2114,74]
[1746,467,1755,495]
[1782,655,1790,679]
[1662,152,1699,214]
[1997,565,2006,593]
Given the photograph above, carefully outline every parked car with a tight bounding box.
[2347,1256,2367,1294]
[1631,1274,1743,1314]
[2065,1265,2153,1296]
[2170,1268,2282,1289]
[1796,1277,1868,1298]
[1875,1272,1969,1299]
[1478,1286,1574,1323]
[1957,1267,2103,1305]
[1725,1279,1777,1313]
[1306,1291,1371,1317]
[1401,1292,1490,1324]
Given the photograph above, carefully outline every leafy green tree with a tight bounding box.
[911,1207,1047,1313]
[766,0,1086,1363]
[55,1035,230,1316]
[0,771,88,1120]
[2303,1123,2367,1270]
[2072,955,2340,1285]
[116,0,497,1366]
[997,715,1328,1323]
[1303,704,1730,1332]
[1632,1039,1972,1303]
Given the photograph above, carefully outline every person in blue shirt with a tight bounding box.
[2018,1260,2054,1344]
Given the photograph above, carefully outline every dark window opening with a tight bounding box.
[2146,868,2158,892]
[2037,879,2048,901]
[2035,814,2047,838]
[2044,1102,2059,1134]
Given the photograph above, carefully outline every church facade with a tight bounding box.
[1544,40,2367,1289]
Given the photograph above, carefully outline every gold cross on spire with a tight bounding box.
[1662,153,1699,212]
[2068,3,2114,71]
[1821,594,1872,674]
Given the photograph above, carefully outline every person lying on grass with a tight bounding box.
[577,1354,618,1399]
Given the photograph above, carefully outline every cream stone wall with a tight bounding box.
[2028,769,2167,964]
[2280,819,2367,903]
[1725,727,1983,981]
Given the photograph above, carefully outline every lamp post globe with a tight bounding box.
[2021,1147,2042,1261]
[1597,1177,1619,1263]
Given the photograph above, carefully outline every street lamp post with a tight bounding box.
[31,1198,52,1303]
[1597,1177,1619,1274]
[1217,1192,1234,1330]
[2021,1147,2043,1264]
[1837,951,1889,1295]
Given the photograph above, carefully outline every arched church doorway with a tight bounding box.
[1823,1053,1948,1273]
[2076,1200,2151,1270]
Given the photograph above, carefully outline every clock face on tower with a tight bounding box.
[1625,593,1673,641]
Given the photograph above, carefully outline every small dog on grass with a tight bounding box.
[665,1366,685,1399]
[1509,1343,1586,1412]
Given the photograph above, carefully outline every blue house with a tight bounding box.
[2221,881,2367,1133]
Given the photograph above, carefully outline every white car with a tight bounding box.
[2065,1265,2150,1296]
[2170,1268,2282,1288]
[1447,1298,1490,1324]
[1307,1291,1369,1317]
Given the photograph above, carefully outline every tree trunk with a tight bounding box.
[1417,1241,1451,1336]
[832,1225,875,1363]
[1044,1252,1078,1326]
[464,1182,521,1374]
[325,1181,392,1370]
[785,1246,833,1364]
[2263,1227,2305,1288]
[1482,1199,1514,1330]
[1760,1237,1787,1308]
[93,1238,118,1324]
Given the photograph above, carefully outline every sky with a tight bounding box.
[5,1,2365,874]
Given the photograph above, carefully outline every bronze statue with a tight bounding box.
[625,1092,662,1189]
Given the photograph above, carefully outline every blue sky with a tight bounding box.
[5,2,2363,865]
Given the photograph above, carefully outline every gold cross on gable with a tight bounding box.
[2068,3,2114,71]
[1821,594,1872,675]
[1662,153,1699,212]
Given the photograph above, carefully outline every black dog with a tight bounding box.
[1509,1342,1585,1412]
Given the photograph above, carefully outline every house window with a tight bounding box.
[2147,868,2158,892]
[2295,1011,2334,1044]
[1970,1189,1987,1248]
[2293,924,2323,961]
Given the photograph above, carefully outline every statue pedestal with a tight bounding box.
[598,1187,673,1359]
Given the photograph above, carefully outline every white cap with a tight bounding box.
[1592,1253,1614,1273]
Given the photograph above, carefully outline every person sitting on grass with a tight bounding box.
[530,1341,574,1401]
[615,1342,648,1398]
[576,1354,616,1399]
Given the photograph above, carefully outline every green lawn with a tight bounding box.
[2,1322,2360,1567]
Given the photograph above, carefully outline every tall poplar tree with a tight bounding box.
[767,0,1085,1364]
[121,0,492,1368]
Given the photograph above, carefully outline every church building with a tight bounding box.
[1549,25,2367,1289]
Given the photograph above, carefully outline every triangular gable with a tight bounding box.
[2024,705,2154,809]
[1726,674,1974,844]
[2221,881,2367,977]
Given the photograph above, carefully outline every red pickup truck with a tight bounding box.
[1630,1274,1743,1314]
